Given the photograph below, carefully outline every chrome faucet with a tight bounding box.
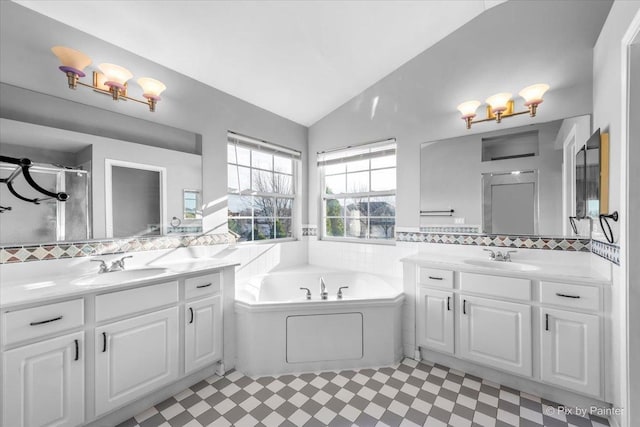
[483,249,517,262]
[90,259,109,274]
[319,277,328,300]
[109,255,133,272]
[337,286,349,299]
[483,248,496,260]
[92,255,133,273]
[299,287,312,300]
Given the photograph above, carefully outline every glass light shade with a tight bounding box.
[137,77,166,99]
[51,46,91,75]
[457,100,481,118]
[519,83,550,106]
[98,63,133,87]
[485,92,512,113]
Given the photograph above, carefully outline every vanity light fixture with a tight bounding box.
[51,46,166,112]
[457,83,549,129]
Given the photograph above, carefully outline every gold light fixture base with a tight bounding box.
[92,71,128,98]
[486,100,515,120]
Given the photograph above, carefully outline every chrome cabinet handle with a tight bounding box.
[555,292,580,299]
[29,315,63,326]
[196,282,212,289]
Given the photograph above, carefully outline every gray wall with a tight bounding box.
[0,2,308,237]
[308,0,609,229]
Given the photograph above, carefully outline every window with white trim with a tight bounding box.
[318,139,396,241]
[227,132,300,242]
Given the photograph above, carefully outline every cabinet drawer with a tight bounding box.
[459,272,531,301]
[185,273,221,300]
[419,268,454,289]
[540,282,600,312]
[96,281,178,322]
[2,299,84,345]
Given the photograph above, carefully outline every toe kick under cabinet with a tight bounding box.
[413,265,607,399]
[1,267,229,427]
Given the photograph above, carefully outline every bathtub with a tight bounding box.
[235,266,404,376]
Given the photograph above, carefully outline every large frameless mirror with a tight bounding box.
[420,115,591,237]
[0,118,202,245]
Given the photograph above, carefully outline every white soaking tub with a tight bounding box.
[235,266,404,376]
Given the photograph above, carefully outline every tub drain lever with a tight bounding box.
[299,287,312,300]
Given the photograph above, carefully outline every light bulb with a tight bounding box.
[137,77,166,100]
[485,92,512,113]
[519,83,549,106]
[98,63,133,89]
[51,46,91,76]
[457,100,481,118]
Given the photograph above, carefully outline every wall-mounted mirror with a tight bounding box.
[420,115,591,237]
[0,118,202,245]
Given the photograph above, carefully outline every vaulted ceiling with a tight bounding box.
[14,0,506,126]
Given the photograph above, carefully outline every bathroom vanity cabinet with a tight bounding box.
[2,298,86,427]
[184,273,223,374]
[95,306,180,416]
[0,265,232,427]
[409,260,608,402]
[3,331,85,427]
[458,294,532,377]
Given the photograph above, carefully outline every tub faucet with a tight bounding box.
[319,277,328,300]
[337,286,349,299]
[299,287,311,300]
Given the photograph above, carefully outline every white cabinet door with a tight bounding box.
[417,287,454,354]
[2,331,84,427]
[185,295,222,374]
[95,307,178,416]
[541,307,600,396]
[458,295,532,377]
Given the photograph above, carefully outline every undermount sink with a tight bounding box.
[463,259,540,271]
[72,267,170,286]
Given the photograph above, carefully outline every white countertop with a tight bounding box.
[401,253,611,286]
[0,258,239,310]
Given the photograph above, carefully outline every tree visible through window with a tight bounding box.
[227,133,299,242]
[319,140,396,241]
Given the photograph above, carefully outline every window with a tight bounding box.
[227,132,300,242]
[183,190,202,220]
[319,139,396,241]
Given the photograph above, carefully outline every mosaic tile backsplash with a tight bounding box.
[2,229,615,264]
[591,239,620,265]
[302,226,318,237]
[0,233,232,264]
[395,231,592,252]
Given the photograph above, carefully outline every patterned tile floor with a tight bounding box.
[116,358,610,427]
